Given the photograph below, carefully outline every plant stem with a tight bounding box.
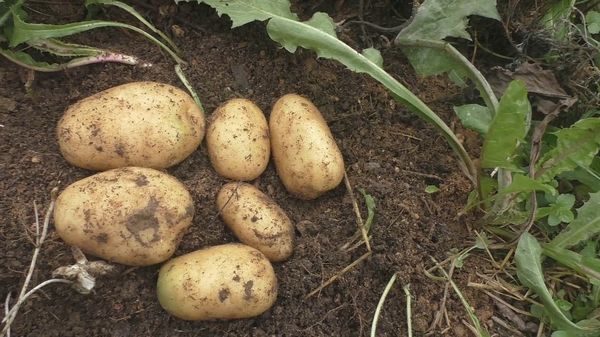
[395,38,499,113]
[403,284,413,337]
[370,273,398,337]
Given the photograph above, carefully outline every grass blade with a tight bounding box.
[371,273,397,337]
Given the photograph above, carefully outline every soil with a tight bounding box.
[1,1,503,336]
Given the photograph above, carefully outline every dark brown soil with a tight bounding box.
[1,1,498,336]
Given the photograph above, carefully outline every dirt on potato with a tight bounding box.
[1,1,500,336]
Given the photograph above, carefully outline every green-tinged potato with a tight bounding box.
[206,99,270,181]
[157,243,277,320]
[270,94,345,199]
[57,81,205,171]
[217,182,294,262]
[54,167,194,266]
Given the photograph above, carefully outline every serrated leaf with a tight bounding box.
[453,104,492,134]
[540,0,576,42]
[550,192,600,249]
[180,0,297,28]
[560,158,600,192]
[516,233,600,335]
[537,118,600,182]
[481,80,531,169]
[194,0,475,181]
[395,0,499,77]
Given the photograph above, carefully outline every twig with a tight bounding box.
[344,172,371,252]
[1,188,74,337]
[404,284,413,337]
[305,252,371,299]
[370,273,398,337]
[3,293,10,337]
[400,169,443,181]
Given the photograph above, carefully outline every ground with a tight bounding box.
[0,1,500,336]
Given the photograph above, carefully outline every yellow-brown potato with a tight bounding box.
[206,99,270,181]
[217,182,294,262]
[270,94,345,199]
[53,167,194,266]
[57,81,205,171]
[157,243,277,320]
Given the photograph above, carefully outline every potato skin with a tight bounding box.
[270,94,344,199]
[53,167,194,266]
[57,81,205,171]
[157,243,278,320]
[206,99,270,181]
[217,182,294,262]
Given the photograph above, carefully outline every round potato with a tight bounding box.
[217,182,294,262]
[53,167,194,266]
[157,243,278,320]
[270,94,345,199]
[206,98,270,181]
[57,81,205,171]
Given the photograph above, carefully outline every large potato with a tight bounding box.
[206,98,270,181]
[270,94,345,199]
[217,182,294,262]
[57,81,205,170]
[53,167,194,266]
[157,243,277,320]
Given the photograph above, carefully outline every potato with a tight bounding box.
[57,81,205,171]
[53,167,194,266]
[157,243,277,320]
[270,94,345,199]
[217,182,294,262]
[206,98,270,181]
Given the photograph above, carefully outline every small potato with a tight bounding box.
[270,94,345,199]
[217,182,294,262]
[53,167,194,266]
[157,243,277,320]
[206,98,270,181]
[57,81,205,170]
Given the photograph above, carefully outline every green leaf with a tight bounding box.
[542,243,600,282]
[561,158,600,192]
[191,0,476,181]
[184,0,297,28]
[359,188,376,233]
[27,38,105,57]
[0,0,23,27]
[536,118,600,182]
[516,233,600,335]
[481,80,531,169]
[539,0,575,41]
[361,47,383,68]
[425,185,439,194]
[587,11,600,35]
[453,104,492,134]
[84,0,180,53]
[551,192,600,249]
[545,194,576,226]
[500,173,556,196]
[7,10,184,64]
[395,0,499,77]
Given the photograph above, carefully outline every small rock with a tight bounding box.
[31,155,41,163]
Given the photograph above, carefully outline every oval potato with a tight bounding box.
[53,167,194,266]
[57,81,205,170]
[217,182,294,262]
[206,98,270,181]
[270,94,344,199]
[157,243,277,320]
